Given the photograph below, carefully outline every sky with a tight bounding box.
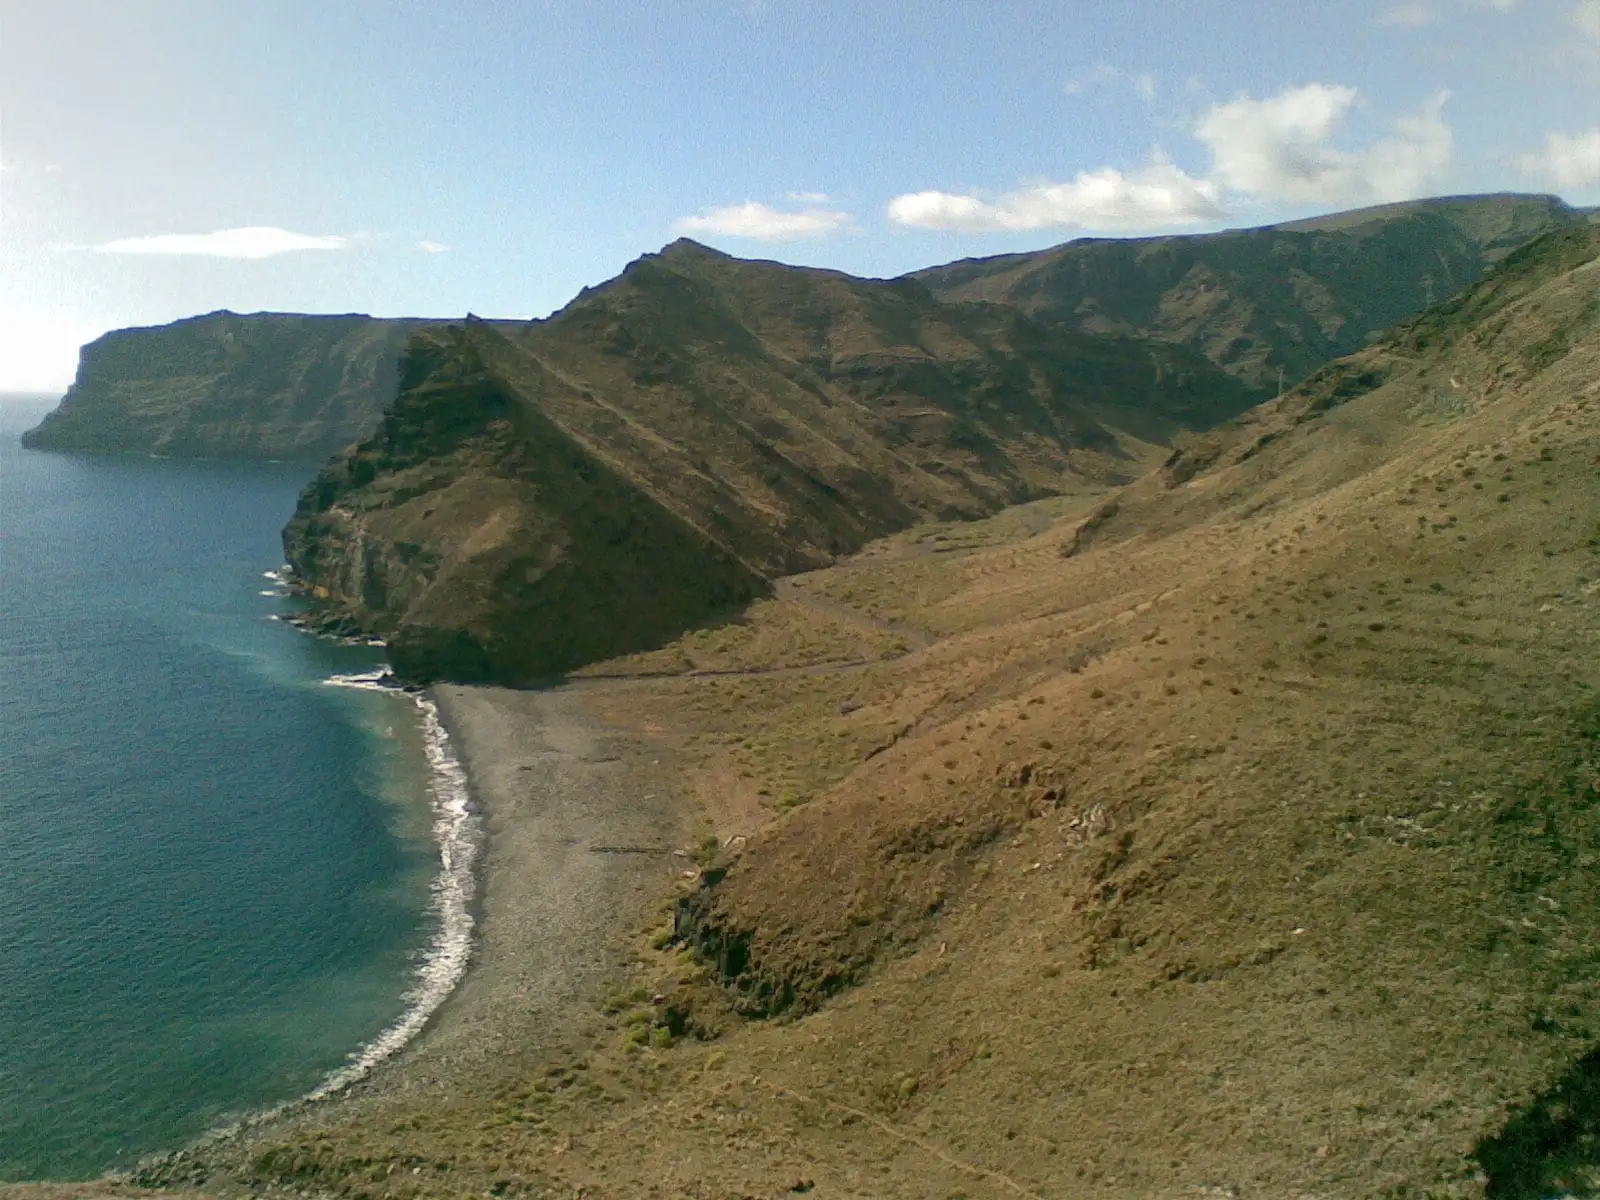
[1,0,1597,392]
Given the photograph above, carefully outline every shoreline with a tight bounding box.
[147,680,694,1184]
[116,672,485,1165]
[302,677,481,1102]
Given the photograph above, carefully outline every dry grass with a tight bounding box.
[570,595,909,679]
[87,231,1600,1200]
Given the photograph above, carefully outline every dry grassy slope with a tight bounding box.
[913,193,1585,389]
[20,312,437,460]
[640,224,1599,1194]
[285,241,1264,682]
[131,227,1600,1200]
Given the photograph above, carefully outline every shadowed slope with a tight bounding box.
[20,312,434,460]
[284,242,1265,681]
[914,193,1585,388]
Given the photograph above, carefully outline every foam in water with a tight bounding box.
[186,668,480,1146]
[307,673,479,1098]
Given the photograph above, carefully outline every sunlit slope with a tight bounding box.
[657,222,1600,1194]
[284,240,1264,682]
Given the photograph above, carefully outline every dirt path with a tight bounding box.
[773,576,935,650]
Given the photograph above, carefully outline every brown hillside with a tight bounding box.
[914,192,1584,389]
[284,240,1265,682]
[161,228,1600,1199]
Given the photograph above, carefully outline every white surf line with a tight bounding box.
[178,670,480,1152]
[133,586,477,1172]
[308,670,481,1100]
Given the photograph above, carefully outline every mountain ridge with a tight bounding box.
[912,192,1588,388]
[21,193,1585,464]
[283,244,1266,681]
[20,311,432,460]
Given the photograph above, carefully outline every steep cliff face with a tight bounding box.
[283,326,768,682]
[284,242,1268,681]
[21,312,429,459]
[913,193,1586,388]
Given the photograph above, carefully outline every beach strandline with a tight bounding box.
[152,680,694,1174]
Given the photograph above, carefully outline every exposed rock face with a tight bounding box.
[913,193,1587,388]
[20,312,430,459]
[283,241,1267,681]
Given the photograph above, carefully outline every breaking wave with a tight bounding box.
[184,668,479,1149]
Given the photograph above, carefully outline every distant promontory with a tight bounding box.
[21,312,431,460]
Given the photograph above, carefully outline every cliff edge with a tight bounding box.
[20,312,428,460]
[283,242,1266,681]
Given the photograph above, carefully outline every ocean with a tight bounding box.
[0,395,468,1179]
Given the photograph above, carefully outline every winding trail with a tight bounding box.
[772,576,935,651]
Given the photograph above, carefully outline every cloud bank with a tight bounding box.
[887,155,1222,233]
[1521,128,1600,188]
[1196,85,1452,207]
[673,200,854,241]
[93,227,350,259]
[888,83,1455,234]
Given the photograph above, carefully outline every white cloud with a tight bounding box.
[785,191,830,204]
[887,152,1224,233]
[888,82,1457,237]
[1064,63,1118,95]
[1377,3,1436,26]
[673,200,854,241]
[1381,0,1518,23]
[417,239,451,253]
[1571,0,1600,40]
[1520,128,1600,188]
[1195,84,1452,207]
[92,226,350,259]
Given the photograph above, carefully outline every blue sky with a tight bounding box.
[2,0,1597,390]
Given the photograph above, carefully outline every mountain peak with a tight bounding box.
[658,237,731,260]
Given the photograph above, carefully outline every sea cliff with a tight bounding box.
[281,241,1266,681]
[21,311,428,459]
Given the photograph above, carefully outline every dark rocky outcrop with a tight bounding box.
[283,241,1267,682]
[21,312,434,459]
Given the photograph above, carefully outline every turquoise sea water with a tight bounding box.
[0,396,448,1179]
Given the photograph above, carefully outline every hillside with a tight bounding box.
[19,312,429,459]
[150,222,1600,1198]
[283,240,1265,682]
[913,192,1587,389]
[19,197,1583,467]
